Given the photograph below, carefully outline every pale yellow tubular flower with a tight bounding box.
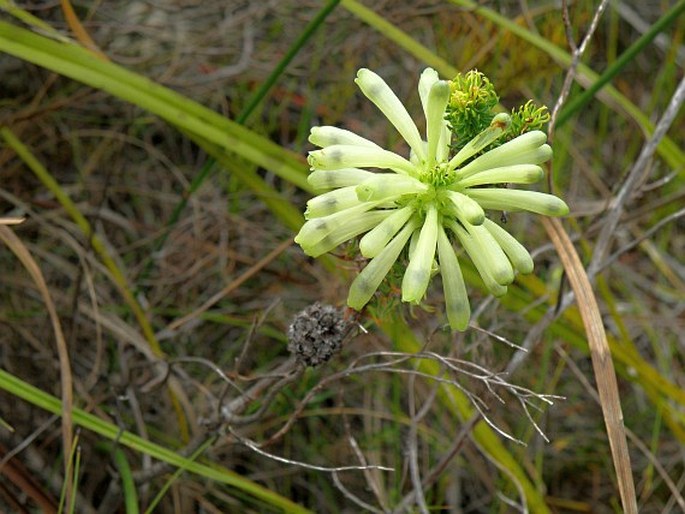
[482,219,534,274]
[355,68,426,163]
[295,66,570,331]
[402,205,439,303]
[307,168,376,191]
[359,205,415,258]
[437,223,470,330]
[348,218,420,309]
[464,189,569,216]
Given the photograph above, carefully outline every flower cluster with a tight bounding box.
[295,67,569,330]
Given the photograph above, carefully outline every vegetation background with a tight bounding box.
[0,0,683,512]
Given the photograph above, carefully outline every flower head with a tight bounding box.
[295,68,569,330]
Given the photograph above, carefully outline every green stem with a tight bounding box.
[113,449,140,514]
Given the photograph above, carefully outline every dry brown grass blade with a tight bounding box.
[0,217,25,225]
[59,0,108,60]
[0,225,75,511]
[0,442,58,513]
[543,216,638,513]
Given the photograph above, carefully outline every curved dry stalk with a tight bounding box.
[406,374,439,514]
[0,226,75,511]
[543,216,638,514]
[337,380,389,509]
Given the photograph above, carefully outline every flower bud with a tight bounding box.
[355,68,426,162]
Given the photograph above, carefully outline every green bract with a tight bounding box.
[294,67,569,331]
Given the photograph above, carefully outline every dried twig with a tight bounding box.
[406,369,440,514]
[0,225,75,511]
[267,350,558,450]
[227,426,393,473]
[392,414,478,513]
[588,74,685,276]
[340,385,389,510]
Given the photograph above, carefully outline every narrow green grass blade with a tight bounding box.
[68,445,81,514]
[57,433,80,514]
[113,448,140,514]
[0,0,70,41]
[0,21,312,193]
[238,0,341,125]
[0,369,312,513]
